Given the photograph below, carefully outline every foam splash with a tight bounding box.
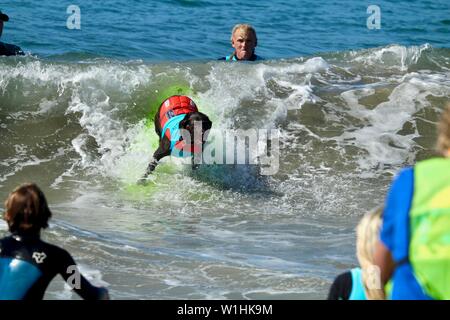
[335,72,450,173]
[347,44,431,71]
[1,47,450,191]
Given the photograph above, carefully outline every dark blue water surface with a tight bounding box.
[1,0,449,61]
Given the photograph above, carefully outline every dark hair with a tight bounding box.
[3,183,52,234]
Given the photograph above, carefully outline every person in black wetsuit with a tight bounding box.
[218,24,262,61]
[0,10,24,56]
[0,183,109,300]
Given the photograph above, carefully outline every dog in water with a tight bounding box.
[139,95,212,183]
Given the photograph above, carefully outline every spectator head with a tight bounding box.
[3,183,52,235]
[230,24,258,60]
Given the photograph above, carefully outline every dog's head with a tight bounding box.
[179,112,212,148]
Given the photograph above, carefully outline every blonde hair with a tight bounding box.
[436,103,450,156]
[356,207,384,300]
[231,24,257,45]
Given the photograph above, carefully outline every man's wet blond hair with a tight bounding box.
[436,103,450,156]
[231,24,257,45]
[356,207,385,300]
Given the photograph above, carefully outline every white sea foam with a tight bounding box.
[335,72,450,173]
[350,44,431,71]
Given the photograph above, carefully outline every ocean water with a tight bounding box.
[1,0,449,60]
[0,0,450,299]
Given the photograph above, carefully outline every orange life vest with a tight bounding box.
[159,95,201,157]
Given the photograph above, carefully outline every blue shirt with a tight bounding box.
[349,268,367,300]
[380,167,432,299]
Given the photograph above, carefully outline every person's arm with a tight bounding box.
[58,249,110,300]
[374,240,395,286]
[374,167,414,288]
[73,273,110,300]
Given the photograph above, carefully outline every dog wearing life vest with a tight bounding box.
[139,95,212,182]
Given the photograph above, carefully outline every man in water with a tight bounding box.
[219,24,262,61]
[0,10,24,56]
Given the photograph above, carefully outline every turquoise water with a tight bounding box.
[1,1,450,300]
[1,0,449,60]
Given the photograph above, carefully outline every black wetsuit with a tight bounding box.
[327,271,353,300]
[0,234,106,300]
[0,41,24,56]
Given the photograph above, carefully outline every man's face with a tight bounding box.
[231,30,256,60]
[0,21,3,38]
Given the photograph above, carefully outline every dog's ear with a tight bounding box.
[204,116,212,131]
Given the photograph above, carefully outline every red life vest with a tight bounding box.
[159,95,202,156]
[159,95,198,132]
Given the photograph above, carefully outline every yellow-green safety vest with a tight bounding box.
[409,157,450,300]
